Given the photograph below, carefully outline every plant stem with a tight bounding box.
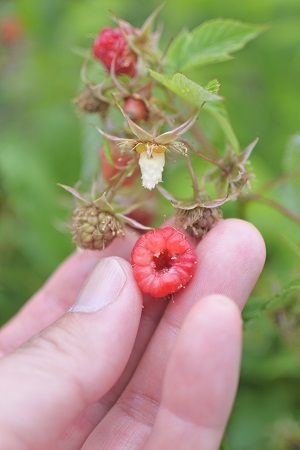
[255,168,300,194]
[186,153,200,198]
[181,138,226,170]
[105,163,136,202]
[176,107,219,158]
[246,193,300,224]
[190,123,219,158]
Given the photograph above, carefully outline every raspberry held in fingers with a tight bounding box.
[131,227,197,298]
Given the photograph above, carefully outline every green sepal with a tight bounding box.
[102,136,115,167]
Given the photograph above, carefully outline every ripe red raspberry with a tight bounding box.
[131,227,197,298]
[93,27,137,77]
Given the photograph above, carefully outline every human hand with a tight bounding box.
[0,219,265,450]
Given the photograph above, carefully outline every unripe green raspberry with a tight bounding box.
[72,205,125,250]
[175,206,223,239]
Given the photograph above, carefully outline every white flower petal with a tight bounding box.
[138,151,165,190]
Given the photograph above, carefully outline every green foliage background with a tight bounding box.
[0,0,299,449]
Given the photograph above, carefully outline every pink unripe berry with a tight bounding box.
[123,97,148,122]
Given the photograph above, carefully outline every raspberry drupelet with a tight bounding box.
[131,227,197,298]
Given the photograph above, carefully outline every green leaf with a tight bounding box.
[166,19,266,71]
[242,296,273,324]
[204,102,240,151]
[149,71,222,107]
[243,279,300,324]
[219,440,231,450]
[206,78,221,95]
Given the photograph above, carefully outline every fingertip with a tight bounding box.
[198,218,266,267]
[222,218,266,263]
[144,292,242,450]
[110,257,144,309]
[180,294,242,354]
[198,293,242,324]
[191,218,266,309]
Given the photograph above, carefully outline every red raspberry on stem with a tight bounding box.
[131,227,197,298]
[93,27,137,77]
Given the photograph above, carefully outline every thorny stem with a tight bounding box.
[176,106,218,158]
[180,138,226,171]
[189,124,219,159]
[110,60,128,95]
[255,168,300,194]
[186,153,200,198]
[135,78,155,98]
[162,89,219,157]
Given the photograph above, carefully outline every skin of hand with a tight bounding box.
[0,219,266,450]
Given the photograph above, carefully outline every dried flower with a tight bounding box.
[75,87,109,114]
[175,205,223,239]
[156,185,239,239]
[112,4,163,64]
[208,139,258,196]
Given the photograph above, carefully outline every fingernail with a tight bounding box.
[70,258,126,313]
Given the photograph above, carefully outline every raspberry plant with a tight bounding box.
[1,4,300,449]
[64,6,265,242]
[62,5,299,298]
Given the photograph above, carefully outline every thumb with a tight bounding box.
[0,257,142,450]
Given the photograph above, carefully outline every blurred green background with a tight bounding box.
[0,0,300,449]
